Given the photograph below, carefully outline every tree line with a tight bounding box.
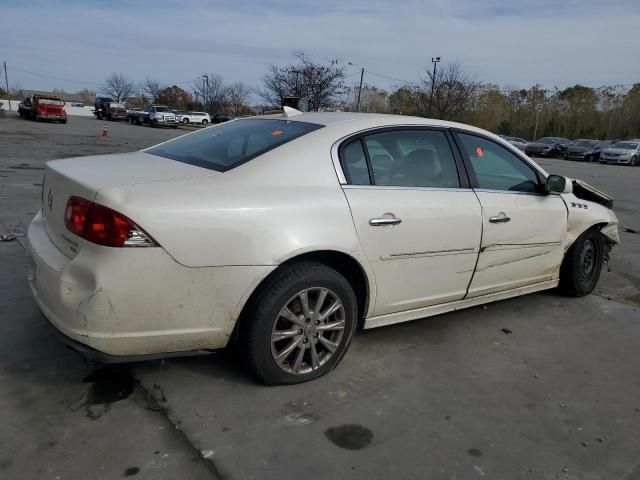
[4,52,638,139]
[260,53,640,140]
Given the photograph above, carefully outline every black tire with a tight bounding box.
[151,119,158,128]
[60,119,67,124]
[241,262,357,385]
[563,153,568,160]
[202,119,208,125]
[182,118,189,124]
[631,155,638,166]
[559,228,604,297]
[585,154,592,162]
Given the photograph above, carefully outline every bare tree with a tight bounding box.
[77,88,96,105]
[415,62,479,120]
[227,82,252,115]
[343,84,389,113]
[101,72,136,102]
[193,74,228,113]
[260,52,346,111]
[142,78,165,104]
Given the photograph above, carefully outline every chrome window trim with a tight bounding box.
[342,185,473,193]
[330,123,549,187]
[472,188,547,197]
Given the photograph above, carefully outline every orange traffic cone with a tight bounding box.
[102,125,108,137]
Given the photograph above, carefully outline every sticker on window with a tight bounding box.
[271,130,284,136]
[475,147,484,157]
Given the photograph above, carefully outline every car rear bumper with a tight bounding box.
[26,210,273,357]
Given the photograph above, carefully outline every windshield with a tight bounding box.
[147,118,323,172]
[574,140,596,147]
[38,98,63,106]
[536,137,556,144]
[611,142,638,150]
[155,106,170,112]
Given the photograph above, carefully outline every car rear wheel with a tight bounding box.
[202,119,208,125]
[241,262,357,385]
[559,228,604,297]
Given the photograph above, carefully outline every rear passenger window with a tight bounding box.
[341,140,370,185]
[364,130,460,188]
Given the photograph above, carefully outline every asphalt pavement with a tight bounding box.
[1,114,639,480]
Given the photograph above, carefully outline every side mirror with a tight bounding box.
[545,175,572,194]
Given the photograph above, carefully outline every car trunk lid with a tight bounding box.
[42,151,216,257]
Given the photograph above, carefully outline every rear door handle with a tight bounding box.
[489,216,511,223]
[369,217,402,226]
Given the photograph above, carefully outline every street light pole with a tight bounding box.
[428,56,440,118]
[202,75,209,113]
[533,106,542,141]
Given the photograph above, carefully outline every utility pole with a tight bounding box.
[356,67,364,112]
[3,62,11,111]
[428,56,440,118]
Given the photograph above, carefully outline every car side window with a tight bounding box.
[457,132,541,193]
[341,140,370,185]
[362,130,460,188]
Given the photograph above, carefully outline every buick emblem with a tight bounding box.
[47,189,53,212]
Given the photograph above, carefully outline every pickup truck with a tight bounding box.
[127,104,178,128]
[18,95,67,123]
[94,97,128,121]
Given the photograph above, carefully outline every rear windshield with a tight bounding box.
[147,118,323,172]
[38,98,63,105]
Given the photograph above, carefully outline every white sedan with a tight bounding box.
[177,111,211,125]
[27,110,619,384]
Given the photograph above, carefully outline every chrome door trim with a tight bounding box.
[381,247,477,261]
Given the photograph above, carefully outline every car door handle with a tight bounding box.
[369,217,402,226]
[489,216,511,224]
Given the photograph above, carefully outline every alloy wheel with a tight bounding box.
[270,287,346,375]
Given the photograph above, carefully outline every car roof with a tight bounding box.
[254,111,485,131]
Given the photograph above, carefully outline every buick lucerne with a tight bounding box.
[27,110,619,384]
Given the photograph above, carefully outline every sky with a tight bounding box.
[2,0,639,102]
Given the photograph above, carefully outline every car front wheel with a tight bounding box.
[242,262,357,385]
[183,118,189,124]
[559,228,604,297]
[202,119,208,125]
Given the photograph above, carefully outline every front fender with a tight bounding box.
[561,193,619,249]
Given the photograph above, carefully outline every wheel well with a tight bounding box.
[233,251,371,343]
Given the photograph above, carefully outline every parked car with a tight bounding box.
[599,140,640,166]
[525,137,572,157]
[564,139,598,161]
[583,140,612,162]
[177,111,211,125]
[128,104,178,128]
[506,136,528,152]
[94,97,127,121]
[27,111,619,385]
[18,95,67,123]
[212,113,233,124]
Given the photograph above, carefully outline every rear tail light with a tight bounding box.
[64,196,157,248]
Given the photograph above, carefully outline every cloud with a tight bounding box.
[3,0,639,97]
